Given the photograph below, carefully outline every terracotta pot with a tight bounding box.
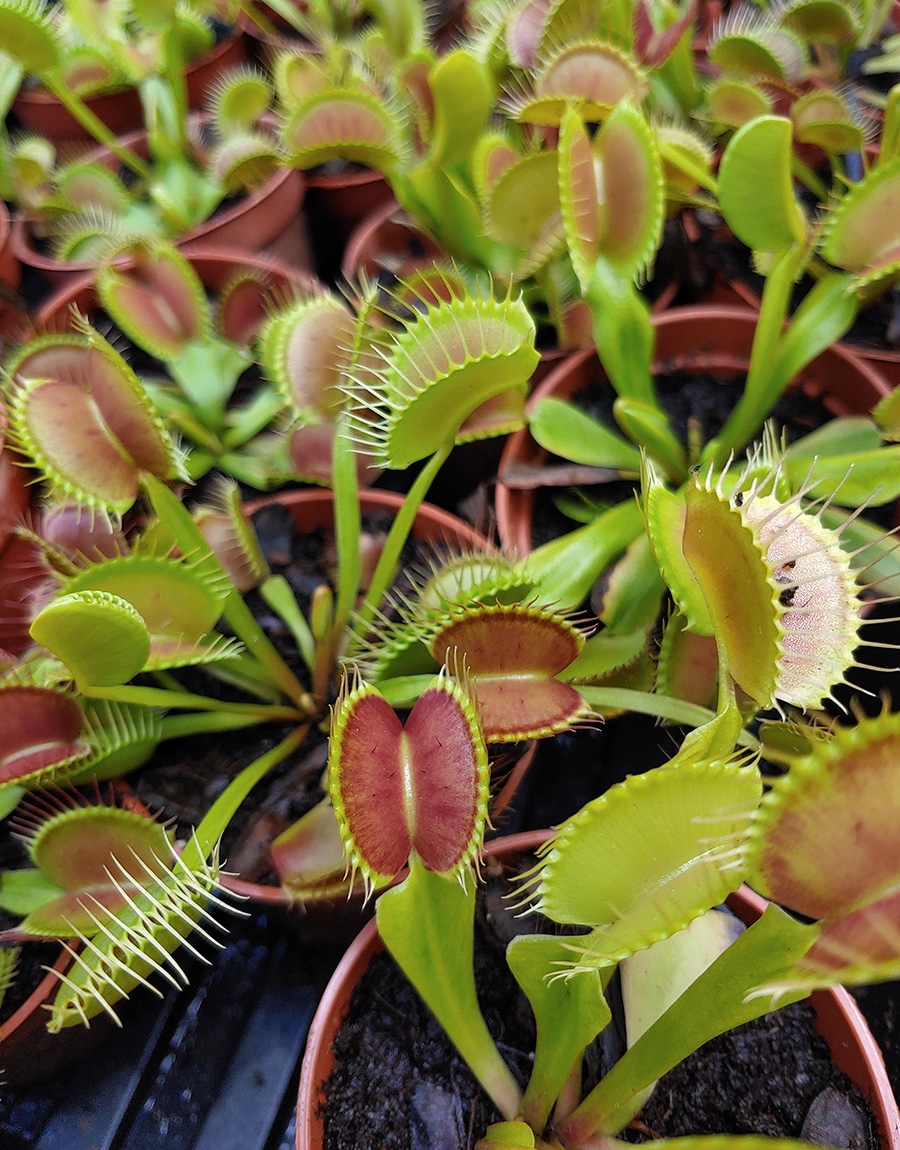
[710,273,900,393]
[495,304,892,556]
[217,487,499,940]
[727,886,900,1150]
[842,343,900,390]
[0,200,20,294]
[295,830,552,1150]
[0,199,24,333]
[297,865,900,1150]
[11,29,248,146]
[10,117,307,289]
[31,246,320,336]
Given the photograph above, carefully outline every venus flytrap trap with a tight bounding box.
[635,443,900,762]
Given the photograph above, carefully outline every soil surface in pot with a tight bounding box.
[321,852,875,1150]
[525,364,834,552]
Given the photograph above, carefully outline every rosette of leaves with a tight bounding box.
[327,629,900,1148]
[521,109,900,610]
[0,2,277,250]
[332,652,900,1149]
[0,474,314,813]
[95,241,303,487]
[2,241,321,491]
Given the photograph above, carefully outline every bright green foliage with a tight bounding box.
[717,117,806,253]
[530,760,760,960]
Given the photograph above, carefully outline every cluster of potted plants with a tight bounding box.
[1,0,900,1147]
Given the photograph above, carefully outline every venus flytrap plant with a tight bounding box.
[5,260,548,911]
[328,664,524,1120]
[0,684,168,794]
[518,104,900,628]
[94,241,307,488]
[0,712,307,1034]
[328,631,900,1149]
[339,271,541,652]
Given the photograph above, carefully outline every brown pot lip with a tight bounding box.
[303,166,386,192]
[496,303,892,555]
[241,486,490,549]
[11,167,304,276]
[297,868,900,1150]
[32,245,319,332]
[341,199,432,284]
[221,486,492,908]
[295,830,552,1150]
[12,27,246,110]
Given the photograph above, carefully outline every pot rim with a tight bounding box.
[32,245,319,333]
[9,113,304,278]
[496,303,892,555]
